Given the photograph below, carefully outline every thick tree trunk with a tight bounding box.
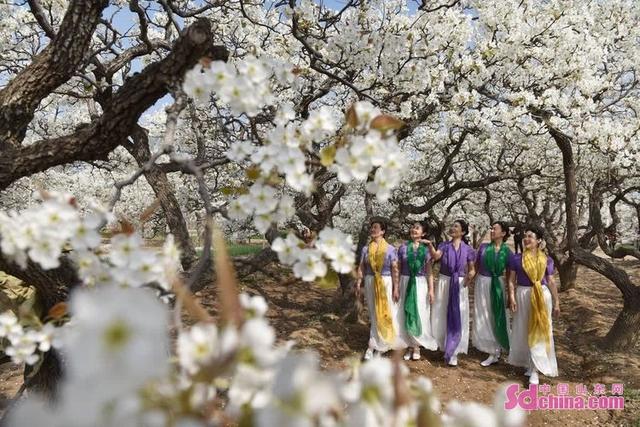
[603,297,640,350]
[0,256,79,314]
[607,246,640,261]
[556,259,578,291]
[334,223,368,320]
[338,212,372,322]
[553,131,579,249]
[0,0,109,148]
[338,273,355,297]
[0,19,226,191]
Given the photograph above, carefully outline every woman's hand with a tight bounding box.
[428,291,435,305]
[355,279,362,298]
[463,274,473,288]
[509,296,517,313]
[392,287,400,303]
[553,302,560,319]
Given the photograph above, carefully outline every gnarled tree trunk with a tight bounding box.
[556,258,578,291]
[603,298,640,350]
[126,126,197,271]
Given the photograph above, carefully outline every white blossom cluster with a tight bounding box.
[183,56,407,235]
[0,311,59,366]
[0,193,104,270]
[182,55,293,116]
[0,192,181,290]
[227,182,297,234]
[271,228,356,281]
[9,286,171,427]
[331,101,407,202]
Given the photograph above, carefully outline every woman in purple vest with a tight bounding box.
[355,218,404,360]
[472,221,512,367]
[426,219,476,366]
[507,225,560,385]
[397,221,437,361]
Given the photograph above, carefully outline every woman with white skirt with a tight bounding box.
[426,219,476,366]
[355,218,404,360]
[472,221,512,367]
[397,221,437,361]
[507,225,560,385]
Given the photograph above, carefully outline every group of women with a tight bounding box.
[354,218,561,385]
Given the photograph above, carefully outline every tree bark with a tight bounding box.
[607,246,640,261]
[0,0,109,148]
[125,127,197,271]
[603,298,640,350]
[552,129,579,249]
[23,350,63,400]
[0,19,227,190]
[556,258,578,291]
[0,255,80,313]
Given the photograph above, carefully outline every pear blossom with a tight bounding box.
[0,311,22,339]
[249,183,280,216]
[315,228,354,260]
[271,233,304,264]
[5,330,39,365]
[63,285,169,399]
[239,293,268,318]
[178,323,220,375]
[293,249,327,281]
[226,140,256,162]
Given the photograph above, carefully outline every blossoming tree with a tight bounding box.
[0,0,639,425]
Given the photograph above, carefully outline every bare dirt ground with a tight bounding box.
[1,258,638,426]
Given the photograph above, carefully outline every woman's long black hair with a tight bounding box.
[455,219,470,245]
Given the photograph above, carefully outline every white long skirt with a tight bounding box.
[397,275,437,350]
[364,275,406,351]
[431,274,469,356]
[507,285,558,377]
[472,275,510,354]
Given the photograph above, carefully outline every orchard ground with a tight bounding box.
[0,248,638,426]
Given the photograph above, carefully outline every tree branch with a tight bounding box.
[0,0,109,148]
[0,19,228,191]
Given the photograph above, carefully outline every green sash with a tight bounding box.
[405,242,426,337]
[483,243,510,350]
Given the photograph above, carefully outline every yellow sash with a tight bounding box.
[522,249,551,351]
[368,239,395,343]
